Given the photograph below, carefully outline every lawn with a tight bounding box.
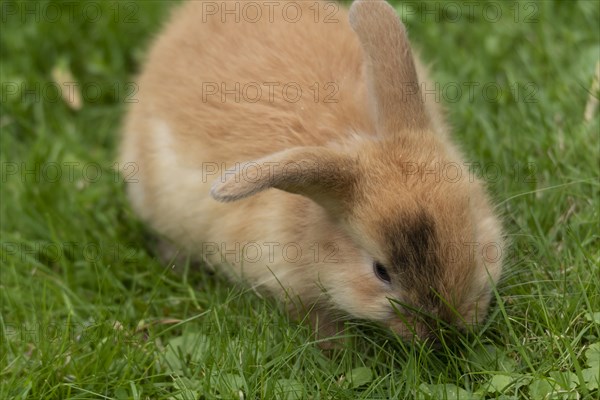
[1,0,599,399]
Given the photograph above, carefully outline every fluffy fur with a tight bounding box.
[120,0,504,341]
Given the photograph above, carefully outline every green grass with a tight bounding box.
[1,0,599,399]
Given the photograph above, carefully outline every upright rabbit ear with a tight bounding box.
[349,0,429,132]
[210,147,357,217]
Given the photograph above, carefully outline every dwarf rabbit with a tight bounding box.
[120,0,504,341]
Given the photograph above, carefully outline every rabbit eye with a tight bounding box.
[373,261,391,283]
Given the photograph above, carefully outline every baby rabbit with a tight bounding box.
[120,0,504,341]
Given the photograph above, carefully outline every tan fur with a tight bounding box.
[120,0,504,342]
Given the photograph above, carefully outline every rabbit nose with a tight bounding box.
[389,318,433,340]
[390,309,460,344]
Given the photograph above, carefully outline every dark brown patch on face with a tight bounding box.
[383,210,443,308]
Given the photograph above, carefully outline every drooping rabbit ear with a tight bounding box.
[210,146,357,216]
[349,0,429,132]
